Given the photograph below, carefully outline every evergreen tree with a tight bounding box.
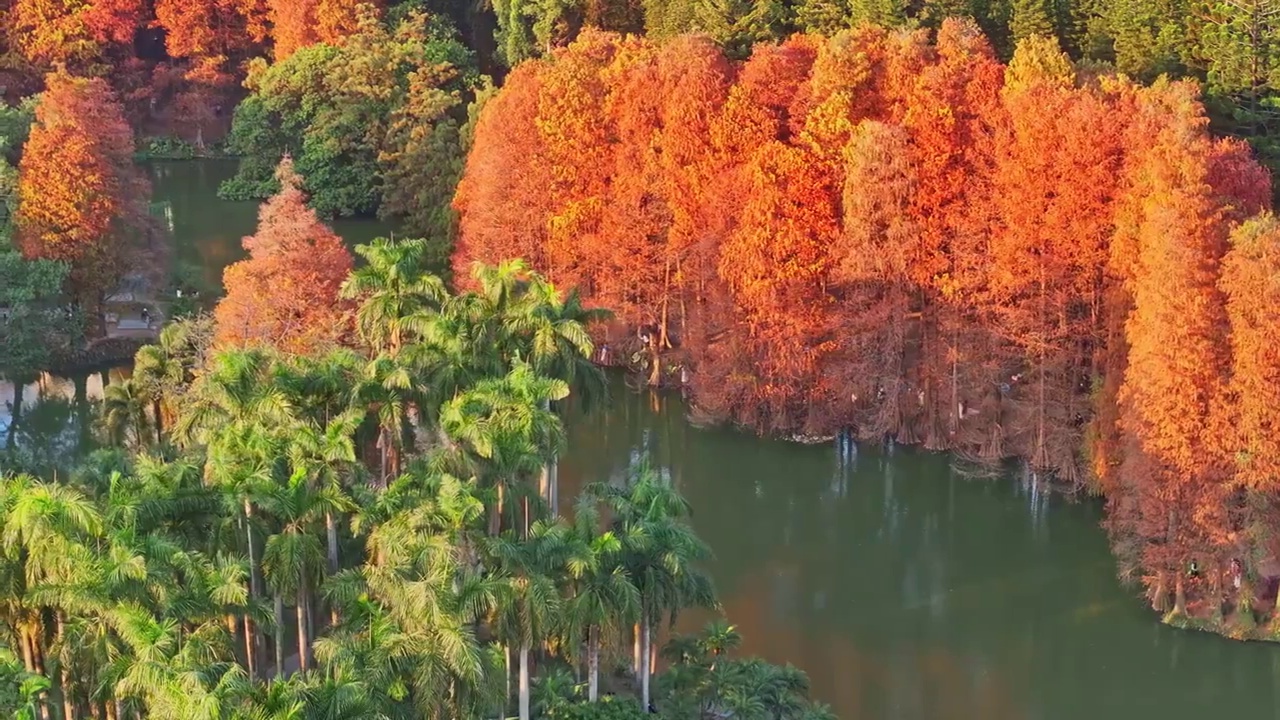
[1197,0,1280,171]
[1106,0,1188,78]
[1010,0,1056,42]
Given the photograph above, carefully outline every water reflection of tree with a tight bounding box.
[2,394,92,475]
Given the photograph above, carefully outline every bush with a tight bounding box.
[549,697,651,720]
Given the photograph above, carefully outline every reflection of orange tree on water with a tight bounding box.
[717,569,1028,720]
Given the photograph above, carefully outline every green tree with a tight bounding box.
[220,12,474,222]
[591,468,716,711]
[1009,0,1055,42]
[562,497,639,702]
[441,362,568,536]
[102,379,151,449]
[1197,0,1280,168]
[1105,0,1188,78]
[488,525,565,720]
[340,237,447,357]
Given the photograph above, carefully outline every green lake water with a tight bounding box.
[7,159,1280,719]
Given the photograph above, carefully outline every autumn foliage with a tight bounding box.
[16,70,149,302]
[214,158,354,353]
[455,25,1280,620]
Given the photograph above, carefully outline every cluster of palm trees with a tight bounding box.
[1,238,832,720]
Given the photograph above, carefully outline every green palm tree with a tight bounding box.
[174,348,299,680]
[340,237,448,356]
[1,475,103,720]
[260,469,337,674]
[486,525,564,720]
[334,487,502,718]
[590,467,715,710]
[287,409,361,583]
[132,325,191,445]
[276,350,362,428]
[103,380,151,449]
[511,276,610,412]
[562,496,639,702]
[356,354,422,485]
[405,298,503,426]
[698,619,742,665]
[440,362,567,536]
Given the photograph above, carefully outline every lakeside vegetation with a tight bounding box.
[0,220,834,718]
[4,0,1280,692]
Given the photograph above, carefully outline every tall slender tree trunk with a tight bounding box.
[56,613,72,720]
[640,613,651,710]
[504,645,512,717]
[273,595,285,677]
[633,624,641,676]
[20,625,35,673]
[587,625,600,702]
[327,511,340,624]
[7,384,23,449]
[243,500,261,679]
[519,644,531,720]
[380,434,388,484]
[539,399,559,516]
[153,400,163,444]
[297,575,311,671]
[549,458,558,515]
[490,483,506,536]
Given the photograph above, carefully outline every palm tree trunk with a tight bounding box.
[633,623,641,676]
[490,483,505,536]
[639,613,651,711]
[297,578,311,672]
[379,428,389,484]
[549,458,558,516]
[23,626,47,720]
[519,644,531,720]
[243,500,261,680]
[6,382,21,449]
[326,512,340,574]
[273,595,284,677]
[504,644,512,717]
[20,625,35,674]
[522,495,531,539]
[649,629,657,675]
[153,400,163,444]
[588,625,600,702]
[327,511,340,624]
[56,613,73,720]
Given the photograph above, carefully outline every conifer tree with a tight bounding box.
[214,158,354,353]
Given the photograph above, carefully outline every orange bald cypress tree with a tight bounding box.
[8,0,144,71]
[16,70,149,318]
[1222,214,1280,493]
[719,141,839,431]
[452,61,554,280]
[900,19,1003,449]
[215,158,354,353]
[271,0,378,61]
[1116,84,1237,616]
[832,120,919,439]
[989,36,1127,477]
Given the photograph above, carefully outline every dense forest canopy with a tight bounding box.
[452,23,1280,635]
[5,0,1280,714]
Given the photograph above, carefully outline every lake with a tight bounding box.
[8,159,1280,719]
